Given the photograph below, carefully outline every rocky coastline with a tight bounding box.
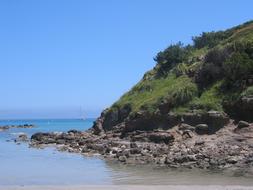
[29,114,253,176]
[23,21,253,176]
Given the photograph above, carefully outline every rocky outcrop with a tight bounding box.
[239,96,253,121]
[181,111,229,133]
[0,124,35,132]
[92,109,229,137]
[29,121,253,175]
[92,104,132,135]
[224,95,253,122]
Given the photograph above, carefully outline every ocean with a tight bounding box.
[0,119,253,186]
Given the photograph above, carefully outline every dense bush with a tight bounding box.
[195,48,225,89]
[193,31,231,49]
[204,47,230,66]
[230,41,253,58]
[196,42,253,90]
[195,47,229,89]
[223,52,253,83]
[154,42,190,76]
[195,62,223,89]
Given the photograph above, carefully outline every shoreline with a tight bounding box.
[29,120,253,175]
[1,185,253,190]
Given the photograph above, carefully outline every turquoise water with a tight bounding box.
[0,119,253,186]
[0,119,113,185]
[0,119,93,138]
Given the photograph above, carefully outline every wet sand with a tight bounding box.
[1,185,253,190]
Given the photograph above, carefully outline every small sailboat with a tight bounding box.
[79,107,86,120]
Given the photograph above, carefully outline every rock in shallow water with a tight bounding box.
[14,133,29,143]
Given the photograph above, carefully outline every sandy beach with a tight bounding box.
[1,186,253,190]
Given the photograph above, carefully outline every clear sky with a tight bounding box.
[0,0,252,119]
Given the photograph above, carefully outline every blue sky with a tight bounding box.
[0,0,252,119]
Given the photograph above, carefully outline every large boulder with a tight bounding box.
[204,111,229,132]
[237,120,250,129]
[31,132,62,144]
[31,132,50,141]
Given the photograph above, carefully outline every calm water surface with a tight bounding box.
[0,119,252,186]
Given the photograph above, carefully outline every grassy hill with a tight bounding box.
[93,20,253,134]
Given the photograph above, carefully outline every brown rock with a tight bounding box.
[148,132,174,144]
[195,124,209,135]
[238,121,250,129]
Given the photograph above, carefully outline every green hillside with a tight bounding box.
[93,20,253,134]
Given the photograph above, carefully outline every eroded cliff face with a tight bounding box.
[92,108,230,136]
[92,94,253,136]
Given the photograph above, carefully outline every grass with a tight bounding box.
[227,23,253,42]
[113,74,198,114]
[172,81,224,115]
[190,81,224,111]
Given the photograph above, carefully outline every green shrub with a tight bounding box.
[223,52,253,82]
[173,63,189,76]
[193,31,231,49]
[195,47,231,89]
[195,62,224,89]
[229,41,253,58]
[204,47,230,66]
[154,42,190,76]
